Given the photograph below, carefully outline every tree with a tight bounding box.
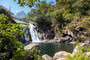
[14,0,40,7]
[0,13,43,60]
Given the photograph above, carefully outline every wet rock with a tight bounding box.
[38,33,44,40]
[42,40,48,42]
[53,51,73,60]
[42,54,52,60]
[24,44,39,50]
[48,40,57,43]
[56,40,61,43]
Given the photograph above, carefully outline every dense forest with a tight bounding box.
[21,0,90,41]
[0,0,90,60]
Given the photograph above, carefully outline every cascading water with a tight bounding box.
[29,23,41,42]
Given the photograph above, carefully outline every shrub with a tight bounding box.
[0,14,43,60]
[67,43,90,60]
[54,10,66,28]
[80,17,90,29]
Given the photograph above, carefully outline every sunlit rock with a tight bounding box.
[72,43,87,55]
[56,58,67,60]
[84,52,90,56]
[53,51,72,60]
[42,54,52,60]
[24,44,39,50]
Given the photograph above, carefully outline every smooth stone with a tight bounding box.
[42,54,52,60]
[69,41,76,44]
[53,51,73,60]
[56,58,67,60]
[24,44,39,50]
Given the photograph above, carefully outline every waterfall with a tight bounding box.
[29,23,40,42]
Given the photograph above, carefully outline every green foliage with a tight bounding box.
[14,0,40,7]
[67,43,90,60]
[27,1,54,26]
[72,0,90,14]
[0,14,43,60]
[54,10,66,27]
[80,17,90,29]
[13,47,44,60]
[0,13,24,60]
[20,0,90,37]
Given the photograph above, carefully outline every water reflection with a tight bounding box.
[38,43,74,57]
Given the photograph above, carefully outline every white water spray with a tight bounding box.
[29,23,40,42]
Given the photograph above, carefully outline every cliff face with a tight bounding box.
[36,19,90,43]
[36,24,55,41]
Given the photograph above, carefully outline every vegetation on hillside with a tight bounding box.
[67,43,90,60]
[24,0,90,40]
[0,0,90,60]
[14,0,40,7]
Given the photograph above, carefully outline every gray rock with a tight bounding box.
[60,36,70,43]
[24,44,39,50]
[69,41,76,44]
[84,38,90,44]
[67,30,73,37]
[84,52,90,56]
[72,43,87,55]
[42,54,52,60]
[56,40,61,43]
[53,51,73,60]
[56,58,67,60]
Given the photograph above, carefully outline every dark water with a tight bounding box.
[24,42,74,57]
[36,43,74,57]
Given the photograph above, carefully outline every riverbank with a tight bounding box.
[24,42,90,60]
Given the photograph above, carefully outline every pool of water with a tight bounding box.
[35,43,74,57]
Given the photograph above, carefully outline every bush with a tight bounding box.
[0,14,43,60]
[54,10,66,28]
[67,43,90,60]
[35,15,52,26]
[80,17,90,29]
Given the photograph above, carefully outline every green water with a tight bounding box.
[37,43,74,57]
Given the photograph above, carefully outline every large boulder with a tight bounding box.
[72,43,87,55]
[84,52,90,56]
[24,44,39,50]
[83,52,90,59]
[53,51,73,60]
[56,58,67,60]
[42,54,52,60]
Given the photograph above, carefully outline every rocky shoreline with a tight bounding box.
[38,28,90,44]
[36,21,90,44]
[42,43,90,60]
[24,43,90,60]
